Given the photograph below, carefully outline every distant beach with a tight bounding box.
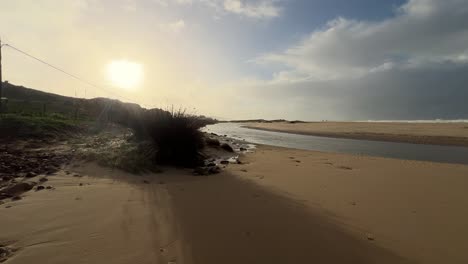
[243,121,468,147]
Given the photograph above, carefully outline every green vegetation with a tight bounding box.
[0,113,80,139]
[77,131,161,174]
[1,82,218,169]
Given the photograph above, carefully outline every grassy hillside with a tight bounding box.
[1,82,218,167]
[1,82,146,121]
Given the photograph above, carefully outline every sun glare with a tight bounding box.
[106,60,143,90]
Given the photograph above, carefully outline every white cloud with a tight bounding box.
[223,0,280,18]
[257,0,468,82]
[122,0,137,12]
[155,0,281,19]
[159,19,186,33]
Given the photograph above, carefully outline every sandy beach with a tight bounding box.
[2,145,468,263]
[244,122,468,147]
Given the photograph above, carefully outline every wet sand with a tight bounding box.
[244,122,468,147]
[2,147,468,263]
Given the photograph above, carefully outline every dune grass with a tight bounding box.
[0,113,80,139]
[129,109,207,167]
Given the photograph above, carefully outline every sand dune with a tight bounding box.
[244,122,468,147]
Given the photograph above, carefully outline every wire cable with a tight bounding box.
[2,42,135,103]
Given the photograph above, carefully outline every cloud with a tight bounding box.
[223,0,280,18]
[257,0,468,82]
[155,0,281,19]
[159,19,186,33]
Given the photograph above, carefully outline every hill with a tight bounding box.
[1,82,149,122]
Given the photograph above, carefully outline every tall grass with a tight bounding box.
[128,108,209,167]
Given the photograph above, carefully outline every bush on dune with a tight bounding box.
[131,108,207,167]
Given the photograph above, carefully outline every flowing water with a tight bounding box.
[203,123,468,165]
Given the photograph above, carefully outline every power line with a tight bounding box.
[2,42,135,103]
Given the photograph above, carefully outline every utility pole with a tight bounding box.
[0,37,3,113]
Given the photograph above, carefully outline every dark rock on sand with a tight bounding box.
[193,166,221,176]
[1,182,35,197]
[221,143,234,152]
[0,246,13,261]
[1,176,13,181]
[25,172,36,178]
[220,160,230,165]
[36,185,45,191]
[205,138,221,146]
[39,177,48,182]
[11,196,22,201]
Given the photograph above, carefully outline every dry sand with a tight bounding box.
[244,121,468,147]
[2,147,468,263]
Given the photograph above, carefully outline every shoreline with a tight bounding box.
[243,122,468,147]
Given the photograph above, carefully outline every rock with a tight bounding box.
[206,162,216,167]
[205,138,220,146]
[240,147,247,151]
[366,233,375,241]
[193,166,221,176]
[79,183,83,186]
[220,160,230,165]
[221,143,234,152]
[25,172,36,178]
[0,194,12,200]
[39,177,48,182]
[46,186,53,190]
[1,182,35,196]
[36,185,45,191]
[0,247,12,262]
[12,196,22,201]
[1,176,12,181]
[236,160,242,164]
[143,180,150,184]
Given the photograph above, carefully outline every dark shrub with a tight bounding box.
[137,109,205,167]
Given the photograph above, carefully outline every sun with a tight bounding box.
[106,60,143,90]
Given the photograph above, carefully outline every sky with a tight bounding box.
[1,0,468,120]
